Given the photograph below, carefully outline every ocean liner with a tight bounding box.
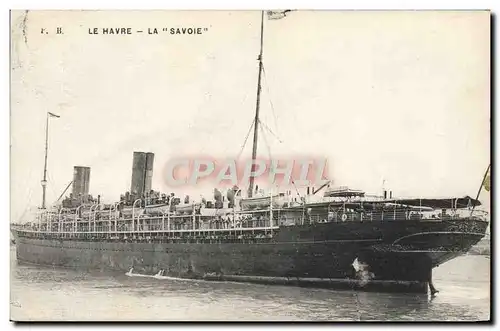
[12,11,489,294]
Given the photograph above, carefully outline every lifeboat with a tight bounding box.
[240,194,287,211]
[174,203,202,215]
[120,206,144,218]
[324,186,365,198]
[144,203,170,216]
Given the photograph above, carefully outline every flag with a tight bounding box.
[48,112,60,118]
[267,10,293,20]
[483,170,490,192]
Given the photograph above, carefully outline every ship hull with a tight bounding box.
[13,218,488,293]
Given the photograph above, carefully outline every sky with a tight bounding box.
[10,10,490,222]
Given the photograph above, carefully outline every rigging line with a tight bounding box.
[236,119,255,161]
[19,166,34,208]
[46,171,59,202]
[262,64,280,136]
[259,124,272,159]
[19,188,34,222]
[291,180,302,198]
[55,180,73,204]
[16,168,36,222]
[259,119,283,143]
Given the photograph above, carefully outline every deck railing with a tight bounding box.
[308,207,488,224]
[13,205,488,235]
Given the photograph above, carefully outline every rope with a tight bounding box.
[18,167,34,221]
[259,122,272,159]
[236,119,255,161]
[19,187,33,222]
[260,120,283,143]
[262,64,280,138]
[46,171,58,199]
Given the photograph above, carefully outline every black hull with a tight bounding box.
[13,218,488,293]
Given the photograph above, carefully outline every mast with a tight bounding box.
[41,112,59,209]
[41,113,49,209]
[248,10,265,198]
